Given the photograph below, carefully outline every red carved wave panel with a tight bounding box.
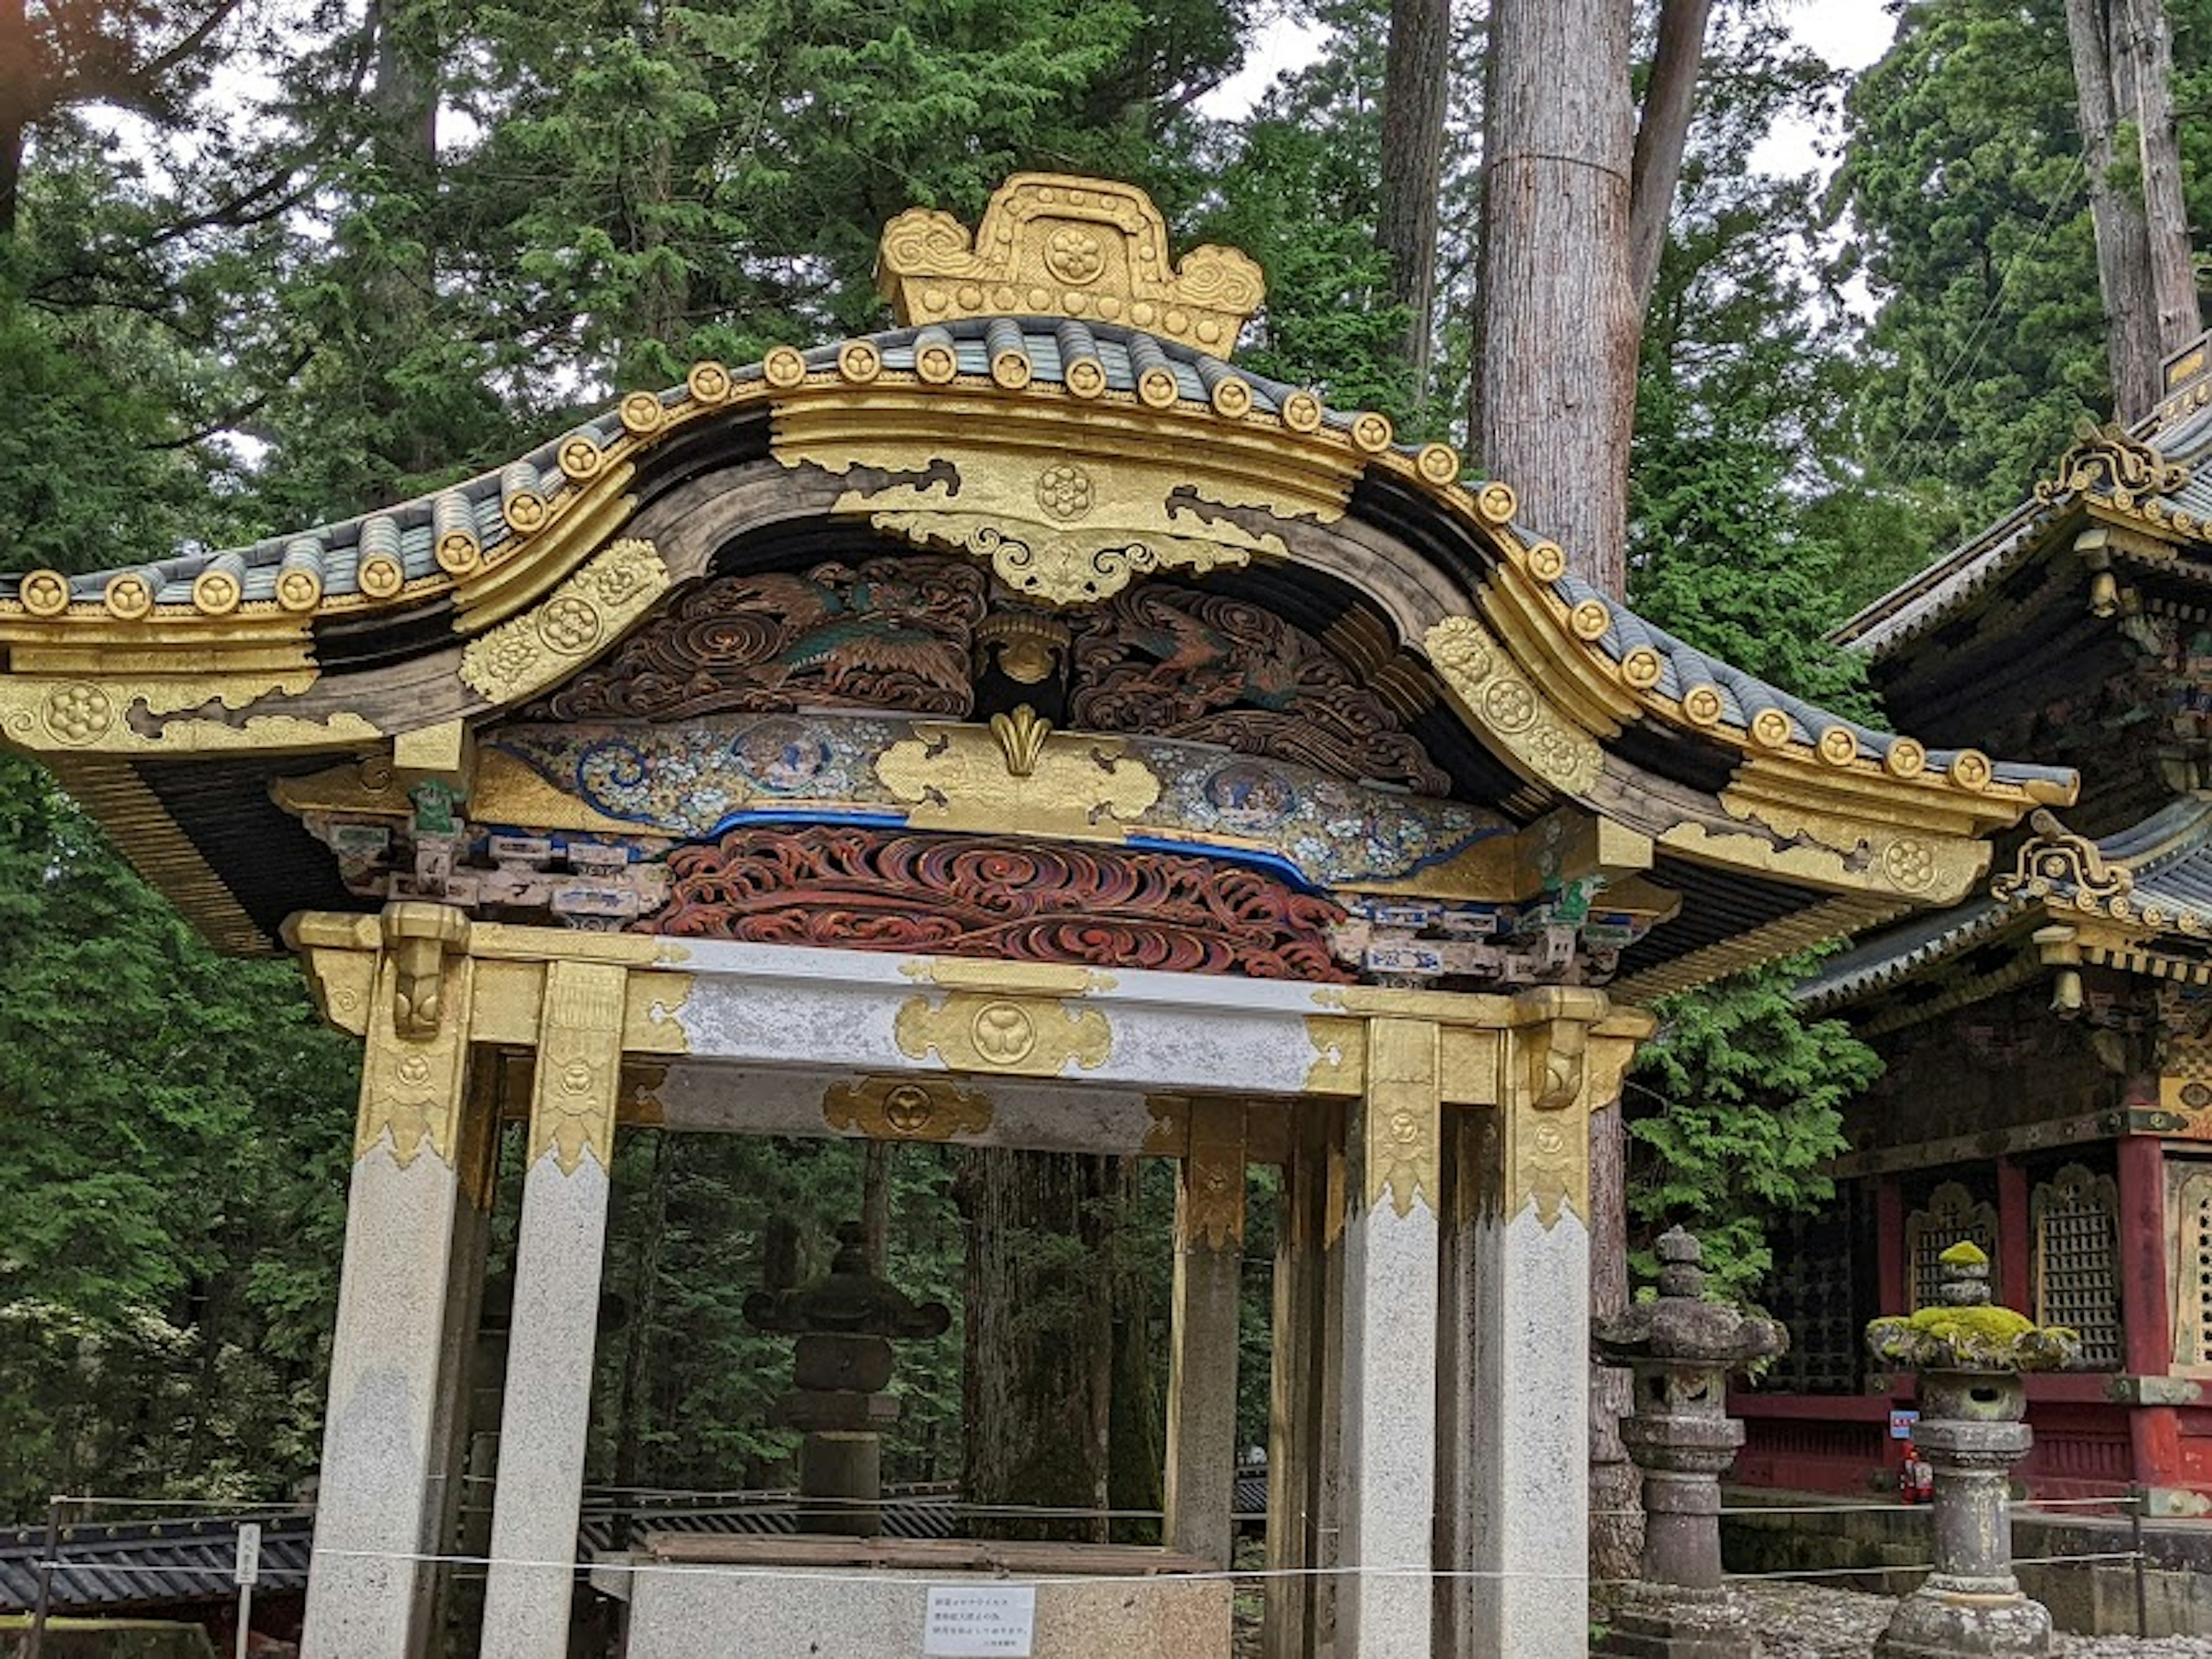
[646,825,1351,982]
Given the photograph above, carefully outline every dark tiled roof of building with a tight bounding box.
[1837,387,2212,661]
[0,1512,312,1615]
[1796,794,2212,1012]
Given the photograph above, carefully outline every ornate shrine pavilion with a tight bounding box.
[0,177,2073,1659]
[1733,344,2212,1520]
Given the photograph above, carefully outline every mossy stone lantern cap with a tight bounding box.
[1866,1241,2081,1385]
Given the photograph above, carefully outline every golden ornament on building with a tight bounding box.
[874,175,1264,357]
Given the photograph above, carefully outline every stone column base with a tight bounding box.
[1596,1585,1753,1659]
[1874,1589,2054,1658]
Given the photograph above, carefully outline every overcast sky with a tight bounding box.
[1199,0,1902,180]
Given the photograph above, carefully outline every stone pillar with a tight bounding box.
[302,905,476,1659]
[478,960,627,1659]
[1866,1243,2078,1659]
[1463,991,1612,1659]
[1592,1228,1783,1658]
[1337,1018,1441,1659]
[1263,1107,1325,1659]
[1165,1099,1246,1569]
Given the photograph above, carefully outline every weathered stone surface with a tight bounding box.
[1595,1228,1782,1599]
[1596,1581,1755,1659]
[1865,1243,2069,1659]
[625,1565,1233,1659]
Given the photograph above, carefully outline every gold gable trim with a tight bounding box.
[874,174,1264,356]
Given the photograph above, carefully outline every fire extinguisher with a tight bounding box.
[1898,1442,1934,1505]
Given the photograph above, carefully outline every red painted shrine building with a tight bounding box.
[1733,342,2212,1518]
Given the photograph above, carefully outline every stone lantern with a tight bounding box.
[1592,1227,1785,1658]
[1863,1241,2080,1659]
[744,1220,951,1536]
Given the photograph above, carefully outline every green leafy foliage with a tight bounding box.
[1836,0,2212,574]
[0,754,358,1512]
[1626,956,1880,1305]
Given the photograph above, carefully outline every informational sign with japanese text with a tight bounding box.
[921,1584,1037,1657]
[1889,1409,1920,1440]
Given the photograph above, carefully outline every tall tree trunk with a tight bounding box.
[2119,0,2198,363]
[0,0,31,241]
[1626,0,1713,312]
[1476,0,1638,596]
[1378,0,1452,401]
[861,1141,891,1271]
[1481,0,1721,1583]
[362,0,441,482]
[956,1149,1122,1543]
[2067,0,2182,423]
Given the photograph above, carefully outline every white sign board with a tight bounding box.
[234,1522,262,1587]
[921,1584,1036,1657]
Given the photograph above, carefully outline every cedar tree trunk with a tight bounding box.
[1479,0,1715,1584]
[1378,0,1452,398]
[2067,0,2198,422]
[956,1149,1126,1543]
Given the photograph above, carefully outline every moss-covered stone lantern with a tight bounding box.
[1863,1241,2080,1658]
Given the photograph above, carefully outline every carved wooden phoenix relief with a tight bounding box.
[524,555,1453,795]
[1069,587,1451,796]
[529,556,988,722]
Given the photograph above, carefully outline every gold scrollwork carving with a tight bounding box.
[460,537,669,704]
[529,960,626,1176]
[1509,1014,1596,1230]
[823,1074,994,1141]
[2035,418,2190,508]
[893,991,1112,1076]
[1993,808,2134,907]
[382,902,471,1039]
[355,940,474,1169]
[1363,1018,1440,1219]
[870,507,1253,608]
[1426,614,1603,796]
[876,714,1160,839]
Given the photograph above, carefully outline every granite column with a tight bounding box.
[1164,1098,1247,1569]
[478,961,627,1659]
[1338,1018,1442,1659]
[301,904,478,1659]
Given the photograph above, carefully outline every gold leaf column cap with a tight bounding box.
[874,174,1265,358]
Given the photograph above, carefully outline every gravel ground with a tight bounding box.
[1734,1580,2212,1658]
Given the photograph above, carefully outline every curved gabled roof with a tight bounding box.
[0,308,2068,805]
[0,175,2073,988]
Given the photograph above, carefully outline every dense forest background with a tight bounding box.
[3,0,2208,1518]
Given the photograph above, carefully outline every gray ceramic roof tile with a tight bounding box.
[1797,796,2212,1010]
[1794,897,2016,1013]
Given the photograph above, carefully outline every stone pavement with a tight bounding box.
[1726,1582,2212,1658]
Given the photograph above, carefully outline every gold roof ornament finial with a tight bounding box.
[874,174,1265,357]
